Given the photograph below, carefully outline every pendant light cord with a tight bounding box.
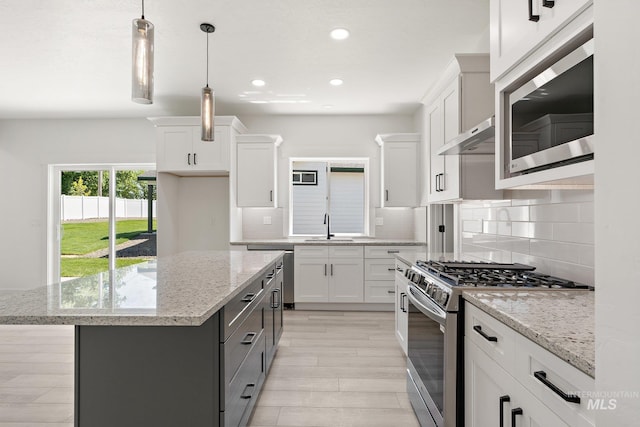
[206,32,210,87]
[141,0,145,19]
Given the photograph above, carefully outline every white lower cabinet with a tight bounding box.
[394,259,410,355]
[465,302,595,427]
[294,246,363,303]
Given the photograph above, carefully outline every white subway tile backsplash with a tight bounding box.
[530,203,580,222]
[460,189,595,287]
[553,223,594,244]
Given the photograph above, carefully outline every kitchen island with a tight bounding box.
[0,250,284,427]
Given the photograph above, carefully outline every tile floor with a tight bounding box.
[0,311,419,427]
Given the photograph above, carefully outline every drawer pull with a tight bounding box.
[543,0,555,7]
[387,289,396,294]
[241,293,256,303]
[534,371,581,403]
[473,325,498,342]
[499,395,510,427]
[396,266,404,273]
[241,332,257,345]
[240,383,255,399]
[511,408,523,426]
[387,250,400,254]
[388,267,396,271]
[271,289,281,309]
[400,292,407,313]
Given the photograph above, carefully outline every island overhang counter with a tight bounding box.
[0,250,285,427]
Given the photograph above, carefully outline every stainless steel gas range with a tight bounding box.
[403,260,590,427]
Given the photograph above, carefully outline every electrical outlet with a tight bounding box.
[263,216,272,225]
[375,217,384,226]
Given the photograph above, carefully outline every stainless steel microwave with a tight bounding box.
[508,38,594,175]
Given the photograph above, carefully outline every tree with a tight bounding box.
[69,177,90,196]
[61,170,147,199]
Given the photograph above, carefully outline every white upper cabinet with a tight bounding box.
[236,134,282,207]
[422,55,502,204]
[150,116,247,176]
[490,0,593,82]
[375,133,419,207]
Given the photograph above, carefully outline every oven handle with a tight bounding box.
[407,285,447,326]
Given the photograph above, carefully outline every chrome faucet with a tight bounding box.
[323,213,334,240]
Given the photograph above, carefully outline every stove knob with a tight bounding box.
[440,292,449,306]
[415,275,424,286]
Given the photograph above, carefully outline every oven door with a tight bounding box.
[406,285,458,427]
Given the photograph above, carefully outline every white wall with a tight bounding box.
[238,114,415,239]
[594,1,640,424]
[0,118,155,290]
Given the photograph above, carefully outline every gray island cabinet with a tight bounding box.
[0,250,284,427]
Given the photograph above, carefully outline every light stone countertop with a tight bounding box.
[463,290,595,378]
[231,238,426,246]
[0,250,283,327]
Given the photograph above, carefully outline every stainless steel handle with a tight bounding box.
[187,153,191,165]
[274,288,281,308]
[528,0,540,21]
[407,285,447,325]
[241,332,257,345]
[400,292,407,313]
[193,152,197,165]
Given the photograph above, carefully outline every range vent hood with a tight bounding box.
[437,116,495,155]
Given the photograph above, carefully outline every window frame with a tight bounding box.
[288,157,370,237]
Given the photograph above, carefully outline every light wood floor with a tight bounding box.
[0,311,419,426]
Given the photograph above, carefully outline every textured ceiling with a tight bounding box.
[0,0,489,118]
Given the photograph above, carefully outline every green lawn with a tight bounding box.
[62,219,156,255]
[61,258,146,278]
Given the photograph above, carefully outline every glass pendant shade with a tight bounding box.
[201,86,215,141]
[132,18,154,104]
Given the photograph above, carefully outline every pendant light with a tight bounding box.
[132,0,154,104]
[200,23,216,141]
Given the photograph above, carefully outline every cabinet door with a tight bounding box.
[465,338,514,427]
[192,125,230,172]
[490,0,592,81]
[427,101,444,201]
[294,258,329,302]
[328,257,364,303]
[440,78,461,201]
[237,142,275,207]
[395,269,409,355]
[157,126,194,172]
[383,142,417,207]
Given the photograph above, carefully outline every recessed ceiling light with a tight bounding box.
[250,100,268,104]
[329,79,343,86]
[251,79,266,87]
[330,28,350,40]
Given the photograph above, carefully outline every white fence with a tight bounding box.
[61,195,157,221]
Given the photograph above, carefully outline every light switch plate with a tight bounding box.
[375,217,384,226]
[263,216,272,225]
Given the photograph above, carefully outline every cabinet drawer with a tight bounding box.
[364,245,418,259]
[514,333,595,427]
[329,245,363,258]
[364,280,395,303]
[465,302,516,375]
[222,275,265,341]
[295,246,329,258]
[364,259,396,281]
[222,333,265,427]
[223,302,264,383]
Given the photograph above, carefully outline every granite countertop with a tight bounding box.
[463,290,595,378]
[0,250,283,327]
[231,238,426,246]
